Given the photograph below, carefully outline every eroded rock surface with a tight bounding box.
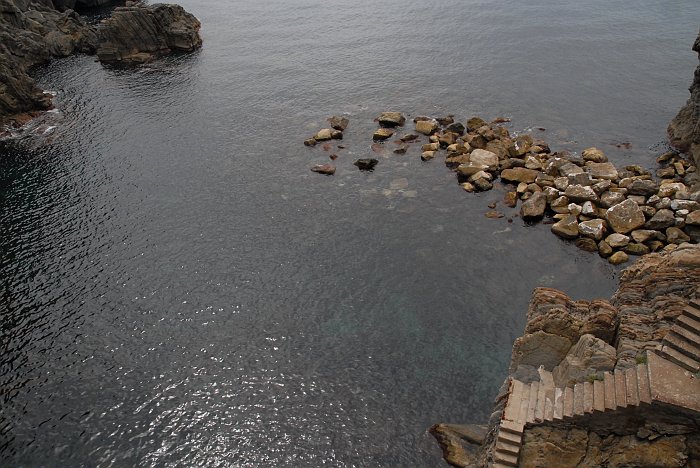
[96,3,202,64]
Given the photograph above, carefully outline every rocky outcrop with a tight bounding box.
[669,30,700,175]
[96,3,202,64]
[432,245,700,467]
[0,0,97,124]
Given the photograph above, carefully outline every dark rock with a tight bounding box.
[575,237,599,252]
[622,242,651,256]
[436,115,455,126]
[328,116,349,131]
[645,209,675,230]
[354,158,378,171]
[627,179,658,196]
[466,117,487,131]
[311,164,335,175]
[504,191,518,208]
[393,146,408,154]
[445,121,465,135]
[377,112,405,127]
[668,30,700,170]
[96,4,202,64]
[303,138,317,147]
[400,133,419,142]
[331,130,343,140]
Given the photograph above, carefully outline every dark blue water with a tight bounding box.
[1,1,699,465]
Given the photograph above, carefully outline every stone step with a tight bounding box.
[573,382,584,415]
[637,363,652,404]
[492,464,512,468]
[688,298,700,315]
[604,372,616,410]
[499,419,524,436]
[527,381,539,423]
[534,381,547,423]
[563,386,574,418]
[544,394,554,421]
[656,346,700,373]
[615,370,628,408]
[625,367,640,406]
[677,314,700,336]
[495,439,520,457]
[671,324,700,349]
[504,380,525,421]
[593,379,605,412]
[553,387,564,420]
[497,428,522,446]
[583,381,594,414]
[493,449,519,467]
[518,383,531,423]
[665,330,700,361]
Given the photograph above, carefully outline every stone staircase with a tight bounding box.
[491,299,700,467]
[654,298,700,373]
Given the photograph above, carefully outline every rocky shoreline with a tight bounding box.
[0,0,202,128]
[428,30,700,467]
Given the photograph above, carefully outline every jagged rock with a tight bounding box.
[0,0,97,122]
[646,208,676,230]
[373,128,394,140]
[552,334,616,386]
[578,219,606,241]
[586,162,619,180]
[608,250,629,265]
[469,149,498,170]
[520,192,547,219]
[353,158,378,171]
[500,167,539,184]
[415,119,438,135]
[96,4,202,64]
[666,226,691,244]
[377,112,405,127]
[627,179,659,196]
[314,128,333,141]
[668,30,700,170]
[429,424,486,467]
[564,185,598,203]
[582,147,608,163]
[606,199,646,234]
[559,162,584,177]
[327,116,349,130]
[511,330,572,371]
[600,190,626,208]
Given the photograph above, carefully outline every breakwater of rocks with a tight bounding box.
[305,112,699,265]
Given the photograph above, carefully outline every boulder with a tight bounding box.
[627,179,658,196]
[310,164,335,175]
[668,30,700,170]
[645,209,675,230]
[96,4,202,64]
[354,158,378,171]
[586,162,619,180]
[328,116,349,130]
[606,233,630,248]
[559,162,584,177]
[551,215,579,240]
[445,122,465,135]
[500,167,539,184]
[415,119,438,135]
[314,129,333,141]
[520,192,547,219]
[687,210,700,225]
[469,149,498,170]
[564,185,598,203]
[373,128,394,140]
[582,147,608,163]
[666,226,691,244]
[377,112,405,127]
[600,190,626,208]
[608,251,629,265]
[605,199,646,234]
[578,219,606,241]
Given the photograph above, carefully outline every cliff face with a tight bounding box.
[0,0,97,124]
[0,0,202,125]
[669,30,700,172]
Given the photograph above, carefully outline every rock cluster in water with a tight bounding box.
[0,0,202,126]
[305,112,699,264]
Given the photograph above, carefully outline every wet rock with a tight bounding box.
[311,164,335,175]
[608,250,629,265]
[314,128,333,141]
[393,145,408,154]
[551,215,579,239]
[606,199,646,234]
[328,116,349,131]
[331,130,343,140]
[436,116,455,126]
[575,237,598,252]
[500,167,539,184]
[377,112,406,127]
[445,121,465,135]
[623,242,651,256]
[400,133,419,142]
[586,162,619,180]
[504,191,518,208]
[469,149,499,170]
[666,226,691,244]
[627,179,659,196]
[303,138,317,147]
[630,229,659,243]
[353,158,378,171]
[486,210,504,219]
[373,128,394,141]
[422,142,440,152]
[564,184,598,203]
[582,147,608,163]
[606,233,630,248]
[473,177,493,192]
[598,240,613,257]
[415,119,439,135]
[578,219,606,241]
[457,162,489,177]
[466,116,487,131]
[96,4,202,64]
[645,209,675,230]
[520,192,547,219]
[421,151,436,161]
[460,182,475,192]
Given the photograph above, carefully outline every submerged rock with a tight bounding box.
[310,164,335,175]
[328,116,349,131]
[96,4,202,64]
[354,158,378,171]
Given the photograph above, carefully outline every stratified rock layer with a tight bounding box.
[96,4,202,64]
